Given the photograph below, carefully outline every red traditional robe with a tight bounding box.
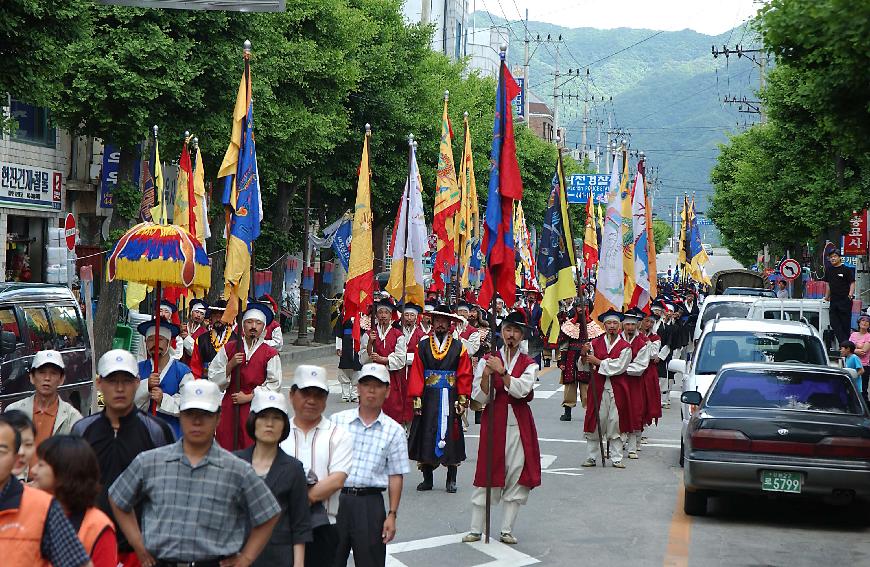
[584,335,633,434]
[473,351,542,489]
[624,332,649,433]
[216,341,279,450]
[181,324,208,366]
[264,320,280,341]
[643,332,664,426]
[404,326,428,357]
[370,325,411,424]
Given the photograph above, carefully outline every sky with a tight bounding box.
[474,0,762,35]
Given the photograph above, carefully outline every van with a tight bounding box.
[746,298,836,351]
[0,283,93,414]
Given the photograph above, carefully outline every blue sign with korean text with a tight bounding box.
[565,174,611,204]
[99,145,120,209]
[513,77,525,118]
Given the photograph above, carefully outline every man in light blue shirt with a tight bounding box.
[331,363,409,567]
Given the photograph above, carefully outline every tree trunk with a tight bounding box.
[372,222,386,275]
[270,180,294,301]
[315,247,336,343]
[206,209,227,304]
[92,147,136,363]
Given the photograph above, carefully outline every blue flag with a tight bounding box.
[332,218,352,272]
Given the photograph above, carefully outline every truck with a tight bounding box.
[710,269,767,295]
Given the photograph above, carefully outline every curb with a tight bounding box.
[279,343,335,365]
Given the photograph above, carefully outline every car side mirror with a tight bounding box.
[681,390,702,406]
[668,359,687,375]
[0,331,16,355]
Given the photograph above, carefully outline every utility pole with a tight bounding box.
[581,69,589,162]
[295,176,312,346]
[524,9,530,121]
[712,44,768,123]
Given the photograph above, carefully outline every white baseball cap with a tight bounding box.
[31,350,65,372]
[293,365,329,392]
[97,349,138,378]
[250,389,290,417]
[355,362,390,384]
[179,380,222,413]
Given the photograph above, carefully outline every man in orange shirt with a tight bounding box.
[5,350,81,465]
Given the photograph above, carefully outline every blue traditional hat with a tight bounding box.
[137,319,181,340]
[597,308,624,324]
[623,307,646,322]
[243,301,274,326]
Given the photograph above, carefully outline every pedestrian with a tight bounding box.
[840,340,864,394]
[581,308,632,468]
[824,249,856,343]
[5,350,83,468]
[361,298,408,427]
[776,280,789,299]
[4,410,36,481]
[189,299,234,379]
[180,298,209,365]
[334,302,360,403]
[0,414,93,567]
[31,435,118,567]
[135,319,194,439]
[407,306,473,493]
[850,315,870,402]
[462,311,541,545]
[235,390,312,567]
[331,363,410,567]
[280,365,354,567]
[622,307,650,460]
[109,380,281,567]
[209,301,283,450]
[73,349,175,567]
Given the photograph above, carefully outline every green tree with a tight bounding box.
[652,219,673,252]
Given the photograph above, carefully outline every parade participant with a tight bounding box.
[235,390,312,567]
[209,301,283,450]
[581,309,632,468]
[258,294,285,350]
[157,300,183,360]
[651,301,673,408]
[407,306,473,493]
[189,299,233,379]
[462,312,541,545]
[640,310,664,428]
[519,290,544,366]
[332,363,410,567]
[5,350,82,467]
[560,314,605,421]
[361,298,409,426]
[281,365,353,567]
[4,410,36,482]
[135,319,193,439]
[0,414,93,567]
[419,302,435,335]
[401,303,427,360]
[334,302,360,403]
[454,301,482,358]
[109,380,281,567]
[72,349,175,567]
[622,308,650,460]
[180,298,208,364]
[31,435,118,567]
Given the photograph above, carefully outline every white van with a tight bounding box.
[745,298,836,351]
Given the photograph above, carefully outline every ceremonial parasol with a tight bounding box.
[106,222,211,409]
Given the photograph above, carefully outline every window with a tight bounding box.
[23,307,53,351]
[0,308,21,340]
[48,305,85,349]
[699,302,752,329]
[8,99,55,147]
[695,331,827,374]
[707,369,863,414]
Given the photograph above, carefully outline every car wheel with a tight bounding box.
[684,488,707,516]
[679,438,684,467]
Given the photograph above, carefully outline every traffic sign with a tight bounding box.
[779,258,801,281]
[64,214,76,251]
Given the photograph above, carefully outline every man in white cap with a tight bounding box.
[180,298,209,365]
[581,308,632,468]
[73,349,174,567]
[281,365,353,567]
[110,380,281,567]
[135,319,194,440]
[209,301,283,450]
[5,350,82,466]
[332,363,409,567]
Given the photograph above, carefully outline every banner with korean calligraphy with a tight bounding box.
[0,161,62,211]
[843,210,867,256]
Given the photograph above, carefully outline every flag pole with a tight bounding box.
[150,124,161,416]
[400,134,413,307]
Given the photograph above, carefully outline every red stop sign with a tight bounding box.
[64,213,76,251]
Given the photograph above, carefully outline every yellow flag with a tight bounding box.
[457,114,479,288]
[148,139,165,224]
[345,131,375,319]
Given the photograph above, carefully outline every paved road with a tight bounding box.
[657,247,744,279]
[283,355,870,566]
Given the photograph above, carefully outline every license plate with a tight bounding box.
[761,470,802,493]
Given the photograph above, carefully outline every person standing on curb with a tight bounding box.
[824,249,856,344]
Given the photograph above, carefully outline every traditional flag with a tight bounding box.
[630,166,650,310]
[537,152,576,343]
[644,163,657,299]
[193,144,211,246]
[218,55,262,323]
[591,152,624,318]
[582,187,599,273]
[457,114,479,289]
[678,195,689,267]
[343,131,375,348]
[479,58,523,308]
[140,135,164,223]
[386,141,428,307]
[513,201,537,290]
[687,197,711,284]
[174,137,197,239]
[620,152,636,308]
[432,95,460,291]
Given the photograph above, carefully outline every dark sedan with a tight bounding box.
[681,363,870,516]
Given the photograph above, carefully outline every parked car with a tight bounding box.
[722,287,776,297]
[703,243,713,255]
[0,283,93,414]
[670,318,829,465]
[746,298,837,352]
[693,294,759,342]
[681,363,870,516]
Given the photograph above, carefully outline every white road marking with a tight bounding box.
[532,385,564,400]
[542,468,585,477]
[386,533,540,566]
[540,454,557,469]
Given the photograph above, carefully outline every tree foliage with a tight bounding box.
[652,219,673,252]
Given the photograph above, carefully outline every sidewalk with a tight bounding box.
[277,331,334,365]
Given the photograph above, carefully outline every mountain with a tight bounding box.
[470,12,760,231]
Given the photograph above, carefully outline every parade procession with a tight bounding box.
[5,1,870,566]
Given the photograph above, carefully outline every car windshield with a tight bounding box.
[723,288,775,297]
[695,331,826,374]
[706,369,863,414]
[699,303,753,329]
